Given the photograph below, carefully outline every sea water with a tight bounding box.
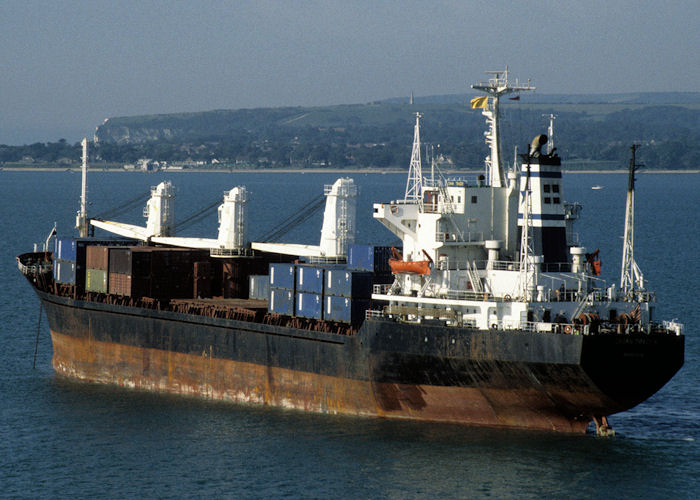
[1,170,698,498]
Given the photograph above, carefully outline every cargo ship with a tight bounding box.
[18,70,684,434]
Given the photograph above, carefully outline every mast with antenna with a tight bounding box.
[404,112,423,203]
[620,144,644,297]
[76,138,89,237]
[472,67,535,188]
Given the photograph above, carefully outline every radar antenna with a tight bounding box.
[472,67,535,188]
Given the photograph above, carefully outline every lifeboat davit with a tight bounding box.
[389,248,432,275]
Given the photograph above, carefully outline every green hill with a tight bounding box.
[4,93,699,170]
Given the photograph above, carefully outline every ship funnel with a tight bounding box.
[145,181,175,237]
[216,186,249,251]
[319,178,357,258]
[529,134,548,157]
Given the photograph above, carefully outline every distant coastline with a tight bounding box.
[2,166,699,174]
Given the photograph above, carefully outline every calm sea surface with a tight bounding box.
[1,170,698,498]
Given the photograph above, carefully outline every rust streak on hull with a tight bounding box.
[51,330,589,432]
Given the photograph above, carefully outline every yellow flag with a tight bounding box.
[470,96,489,109]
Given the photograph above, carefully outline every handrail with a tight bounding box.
[435,231,484,243]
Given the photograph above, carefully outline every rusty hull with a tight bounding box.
[51,330,592,432]
[37,289,685,433]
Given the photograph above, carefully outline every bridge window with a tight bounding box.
[543,184,551,193]
[544,197,551,204]
[553,197,560,204]
[471,196,477,204]
[552,184,560,193]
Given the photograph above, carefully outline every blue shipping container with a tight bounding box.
[325,269,373,298]
[269,287,295,315]
[347,245,394,273]
[324,296,370,324]
[55,237,77,262]
[296,265,325,294]
[53,259,76,284]
[296,292,323,319]
[249,275,270,300]
[269,263,295,290]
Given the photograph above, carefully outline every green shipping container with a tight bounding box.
[86,268,108,293]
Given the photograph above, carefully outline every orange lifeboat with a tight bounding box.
[389,248,433,275]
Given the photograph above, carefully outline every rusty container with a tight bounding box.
[86,246,110,271]
[108,272,131,296]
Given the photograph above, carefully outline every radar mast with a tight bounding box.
[472,67,534,187]
[620,145,645,297]
[404,112,423,202]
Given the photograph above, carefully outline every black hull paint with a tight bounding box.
[36,289,684,432]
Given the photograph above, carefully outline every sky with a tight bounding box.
[1,0,698,145]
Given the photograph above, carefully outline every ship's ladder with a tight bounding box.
[571,291,594,322]
[435,184,467,242]
[466,260,484,293]
[438,183,454,215]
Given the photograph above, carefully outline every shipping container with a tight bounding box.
[194,261,213,279]
[269,287,294,315]
[324,296,370,324]
[347,245,394,273]
[269,263,295,290]
[57,237,139,268]
[151,277,192,300]
[151,248,209,272]
[85,269,108,293]
[296,292,323,320]
[108,272,130,296]
[108,247,133,275]
[296,265,325,294]
[55,237,77,262]
[325,269,373,298]
[193,277,212,299]
[53,259,76,284]
[86,246,110,271]
[108,272,151,298]
[249,275,270,300]
[220,256,272,299]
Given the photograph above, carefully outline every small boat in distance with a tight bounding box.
[592,185,604,190]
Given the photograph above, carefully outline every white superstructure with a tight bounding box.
[370,69,675,336]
